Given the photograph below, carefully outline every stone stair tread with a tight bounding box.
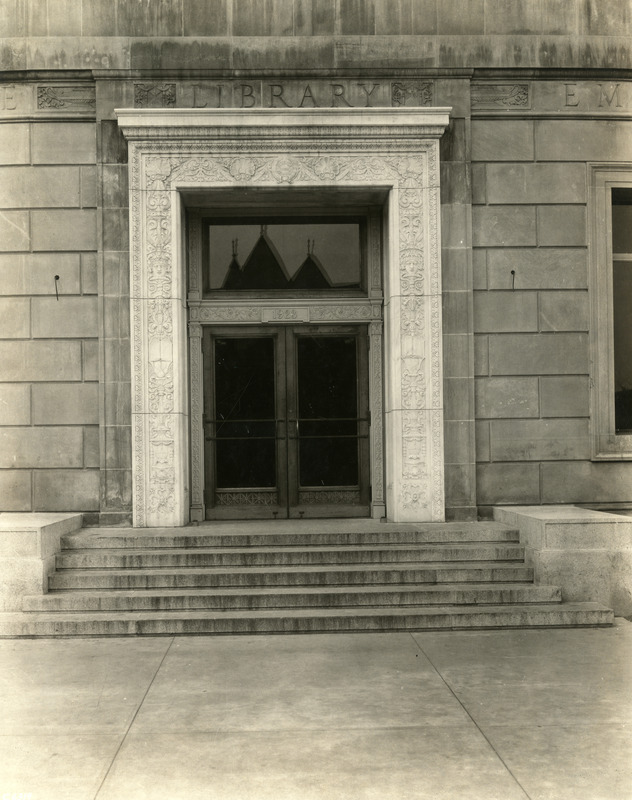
[58,543,524,555]
[25,584,561,611]
[42,582,556,597]
[55,548,525,570]
[61,526,520,548]
[74,521,518,536]
[53,560,530,575]
[8,602,608,619]
[50,569,535,595]
[0,602,614,634]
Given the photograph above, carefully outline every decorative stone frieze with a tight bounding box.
[37,85,96,110]
[134,83,176,108]
[471,84,530,109]
[117,108,450,526]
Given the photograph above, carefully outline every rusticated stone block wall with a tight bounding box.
[0,120,100,515]
[472,115,632,513]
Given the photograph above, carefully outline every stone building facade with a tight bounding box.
[0,0,631,528]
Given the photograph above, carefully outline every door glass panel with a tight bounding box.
[214,337,277,488]
[205,326,370,519]
[296,336,359,487]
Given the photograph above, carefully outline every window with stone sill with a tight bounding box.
[589,166,632,458]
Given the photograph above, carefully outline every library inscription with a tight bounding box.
[133,80,433,109]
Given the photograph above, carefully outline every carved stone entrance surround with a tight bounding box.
[116,108,451,527]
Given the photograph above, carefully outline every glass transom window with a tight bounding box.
[202,216,366,294]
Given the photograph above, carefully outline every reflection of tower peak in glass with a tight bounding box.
[290,239,332,289]
[221,238,243,289]
[239,227,290,290]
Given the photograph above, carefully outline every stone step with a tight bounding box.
[24,583,562,612]
[61,523,520,550]
[0,603,614,637]
[55,543,525,570]
[50,562,535,590]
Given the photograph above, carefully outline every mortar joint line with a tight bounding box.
[93,636,176,800]
[407,631,534,800]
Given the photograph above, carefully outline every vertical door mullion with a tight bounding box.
[357,330,371,505]
[202,327,214,510]
[285,327,300,511]
[275,327,290,517]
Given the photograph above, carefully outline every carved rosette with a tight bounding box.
[147,300,174,431]
[400,410,431,511]
[135,83,177,108]
[216,491,278,506]
[191,306,263,323]
[148,413,176,514]
[188,303,377,324]
[122,110,448,525]
[299,490,361,504]
[402,411,427,480]
[400,295,427,408]
[310,305,373,321]
[391,81,433,107]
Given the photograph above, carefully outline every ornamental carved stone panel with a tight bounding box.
[117,108,450,526]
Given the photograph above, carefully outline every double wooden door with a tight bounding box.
[203,325,370,519]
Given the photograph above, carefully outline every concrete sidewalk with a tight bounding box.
[1,623,631,800]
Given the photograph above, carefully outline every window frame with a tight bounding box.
[193,206,373,299]
[589,164,632,459]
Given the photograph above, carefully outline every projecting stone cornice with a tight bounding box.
[115,107,452,139]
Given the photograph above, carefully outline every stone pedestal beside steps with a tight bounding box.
[0,513,84,611]
[0,519,613,637]
[495,506,632,618]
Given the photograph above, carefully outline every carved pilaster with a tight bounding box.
[189,322,204,521]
